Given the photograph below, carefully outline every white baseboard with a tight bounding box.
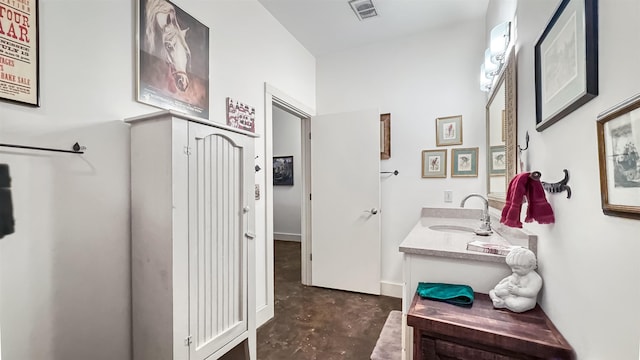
[273,232,301,242]
[256,303,273,329]
[380,280,403,298]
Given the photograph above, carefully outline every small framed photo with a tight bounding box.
[451,147,478,177]
[436,115,463,146]
[273,156,294,186]
[596,93,640,218]
[535,0,598,131]
[380,113,391,160]
[422,150,447,178]
[489,145,506,176]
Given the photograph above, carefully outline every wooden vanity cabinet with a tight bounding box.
[407,292,575,360]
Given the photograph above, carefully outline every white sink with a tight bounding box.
[428,225,475,234]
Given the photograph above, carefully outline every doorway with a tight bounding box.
[272,106,303,244]
[258,84,314,327]
[260,84,382,327]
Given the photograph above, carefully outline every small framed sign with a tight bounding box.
[226,97,256,133]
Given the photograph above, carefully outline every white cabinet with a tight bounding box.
[127,111,257,360]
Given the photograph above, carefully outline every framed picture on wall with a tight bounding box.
[0,0,39,106]
[451,148,478,177]
[535,0,598,131]
[273,156,294,185]
[436,115,463,146]
[380,113,391,160]
[489,145,506,176]
[226,97,255,133]
[421,150,447,178]
[596,93,640,219]
[137,0,210,119]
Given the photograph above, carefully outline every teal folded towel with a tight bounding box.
[416,282,474,307]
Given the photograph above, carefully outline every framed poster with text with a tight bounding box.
[0,0,39,106]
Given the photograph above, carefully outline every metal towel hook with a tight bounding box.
[534,169,571,199]
[518,131,530,152]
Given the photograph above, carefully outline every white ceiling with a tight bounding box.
[258,0,490,57]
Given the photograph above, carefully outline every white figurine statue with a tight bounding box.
[489,247,542,313]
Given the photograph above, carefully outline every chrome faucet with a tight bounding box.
[460,193,492,236]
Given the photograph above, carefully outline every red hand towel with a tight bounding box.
[500,172,530,228]
[525,179,555,224]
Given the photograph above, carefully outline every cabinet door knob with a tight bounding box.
[243,206,250,213]
[245,232,256,240]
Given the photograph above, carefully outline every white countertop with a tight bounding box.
[399,207,535,264]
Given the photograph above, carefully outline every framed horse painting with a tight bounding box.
[137,0,210,119]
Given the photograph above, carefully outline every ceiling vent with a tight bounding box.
[349,0,378,21]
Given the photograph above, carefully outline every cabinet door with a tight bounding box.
[187,123,252,359]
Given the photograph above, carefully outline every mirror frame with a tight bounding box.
[486,47,517,210]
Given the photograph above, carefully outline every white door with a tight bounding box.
[311,109,381,295]
[187,123,250,359]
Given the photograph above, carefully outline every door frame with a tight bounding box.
[259,83,315,327]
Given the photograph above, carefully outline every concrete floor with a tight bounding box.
[257,241,401,359]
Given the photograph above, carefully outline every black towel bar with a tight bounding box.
[381,170,399,176]
[0,142,85,154]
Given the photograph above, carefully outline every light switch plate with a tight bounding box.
[444,190,453,203]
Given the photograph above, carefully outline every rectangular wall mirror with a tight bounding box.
[486,47,517,210]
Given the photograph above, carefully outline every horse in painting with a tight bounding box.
[143,0,191,92]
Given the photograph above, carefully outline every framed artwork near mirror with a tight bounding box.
[436,115,463,146]
[421,150,447,178]
[535,0,598,131]
[380,113,391,159]
[489,145,506,176]
[596,93,640,219]
[451,148,478,177]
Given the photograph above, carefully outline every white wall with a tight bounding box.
[497,0,640,358]
[272,106,302,241]
[316,18,488,291]
[0,0,315,359]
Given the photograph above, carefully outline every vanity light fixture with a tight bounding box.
[479,21,512,93]
[484,48,499,77]
[480,64,492,92]
[490,21,511,63]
